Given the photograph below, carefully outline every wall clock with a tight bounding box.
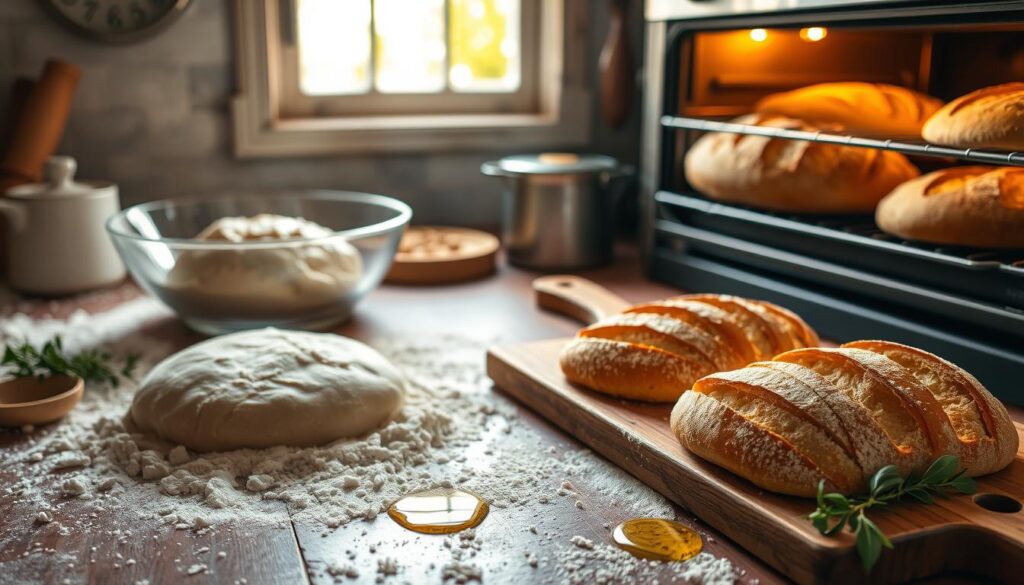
[42,0,193,43]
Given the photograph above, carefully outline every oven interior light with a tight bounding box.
[749,28,768,42]
[800,27,828,42]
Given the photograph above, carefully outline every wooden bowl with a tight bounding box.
[385,227,500,285]
[0,374,84,427]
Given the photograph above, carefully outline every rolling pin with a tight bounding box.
[1,59,81,193]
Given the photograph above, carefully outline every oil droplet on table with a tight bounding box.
[387,487,489,535]
[612,518,703,562]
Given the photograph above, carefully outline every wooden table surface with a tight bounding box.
[0,248,1005,584]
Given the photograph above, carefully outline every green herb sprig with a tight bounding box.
[2,336,140,388]
[808,455,976,573]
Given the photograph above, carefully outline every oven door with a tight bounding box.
[640,1,1024,403]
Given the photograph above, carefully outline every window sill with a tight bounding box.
[232,92,591,157]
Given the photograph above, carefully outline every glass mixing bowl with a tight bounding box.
[107,191,411,334]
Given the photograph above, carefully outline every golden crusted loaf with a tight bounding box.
[670,340,1018,497]
[559,294,819,403]
[684,114,920,213]
[922,82,1024,150]
[756,82,943,137]
[876,166,1024,248]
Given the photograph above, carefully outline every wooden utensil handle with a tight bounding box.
[533,275,631,325]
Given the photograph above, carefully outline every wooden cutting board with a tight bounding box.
[486,276,1024,585]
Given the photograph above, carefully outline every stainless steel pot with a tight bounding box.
[481,153,631,270]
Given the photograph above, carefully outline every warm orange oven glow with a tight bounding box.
[800,27,828,42]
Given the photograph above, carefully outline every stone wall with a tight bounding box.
[0,1,643,227]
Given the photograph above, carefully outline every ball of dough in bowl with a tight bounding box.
[165,214,363,318]
[130,328,406,452]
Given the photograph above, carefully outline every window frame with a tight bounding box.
[278,0,540,118]
[232,0,590,157]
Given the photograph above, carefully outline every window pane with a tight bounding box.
[449,0,520,92]
[297,0,372,95]
[374,0,447,93]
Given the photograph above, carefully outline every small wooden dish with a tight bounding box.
[0,374,84,427]
[385,226,500,285]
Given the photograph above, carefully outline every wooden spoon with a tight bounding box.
[532,275,631,326]
[0,374,83,427]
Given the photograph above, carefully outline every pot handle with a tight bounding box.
[604,163,635,182]
[0,199,27,233]
[480,161,512,177]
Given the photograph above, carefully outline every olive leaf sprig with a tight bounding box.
[2,336,139,388]
[808,455,977,573]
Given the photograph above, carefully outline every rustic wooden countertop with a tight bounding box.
[0,247,1003,584]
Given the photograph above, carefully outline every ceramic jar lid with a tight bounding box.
[6,156,114,199]
[481,152,620,176]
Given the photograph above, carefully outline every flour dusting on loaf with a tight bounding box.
[671,342,1017,496]
[560,294,818,403]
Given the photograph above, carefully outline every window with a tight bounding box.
[232,0,589,157]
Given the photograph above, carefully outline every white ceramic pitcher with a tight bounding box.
[1,156,126,295]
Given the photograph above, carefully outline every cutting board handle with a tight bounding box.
[533,275,631,325]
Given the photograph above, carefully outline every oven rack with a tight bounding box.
[660,115,1024,167]
[656,191,1024,277]
[655,191,1024,320]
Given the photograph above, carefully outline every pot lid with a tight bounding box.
[483,152,619,176]
[5,156,111,199]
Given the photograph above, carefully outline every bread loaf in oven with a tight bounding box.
[875,166,1024,248]
[756,82,943,137]
[670,340,1018,496]
[684,114,920,213]
[922,82,1024,150]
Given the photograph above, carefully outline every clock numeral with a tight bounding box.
[107,5,124,29]
[83,0,98,22]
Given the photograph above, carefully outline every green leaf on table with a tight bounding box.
[919,455,959,485]
[1,336,139,387]
[807,455,975,575]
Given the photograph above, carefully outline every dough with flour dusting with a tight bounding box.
[165,214,363,317]
[129,329,406,452]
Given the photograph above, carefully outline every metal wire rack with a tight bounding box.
[660,115,1024,167]
[656,191,1024,278]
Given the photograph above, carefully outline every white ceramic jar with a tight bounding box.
[2,156,126,295]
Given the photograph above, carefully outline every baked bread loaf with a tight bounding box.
[876,166,1024,248]
[756,82,943,137]
[671,340,1018,496]
[922,83,1024,150]
[684,114,920,213]
[559,294,819,402]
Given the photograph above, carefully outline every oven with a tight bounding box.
[640,0,1024,403]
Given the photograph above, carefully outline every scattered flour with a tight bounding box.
[0,298,739,584]
[558,542,740,585]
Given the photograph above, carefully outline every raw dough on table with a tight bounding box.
[129,328,406,452]
[165,214,362,316]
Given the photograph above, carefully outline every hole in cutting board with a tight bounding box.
[556,280,574,288]
[973,493,1022,514]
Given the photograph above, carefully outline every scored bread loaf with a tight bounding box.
[670,340,1018,497]
[922,82,1024,150]
[876,166,1024,248]
[755,82,943,137]
[559,294,819,403]
[684,114,920,213]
